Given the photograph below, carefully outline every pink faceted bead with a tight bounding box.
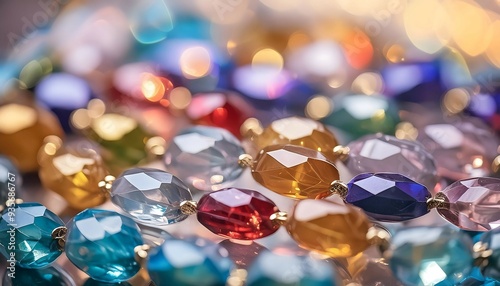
[437,177,500,231]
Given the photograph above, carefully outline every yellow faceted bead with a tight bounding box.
[286,197,371,258]
[38,137,108,209]
[253,117,340,162]
[252,144,339,199]
[0,103,64,172]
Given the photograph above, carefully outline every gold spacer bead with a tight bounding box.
[240,118,263,138]
[426,193,449,211]
[492,155,500,173]
[226,269,248,286]
[473,241,493,269]
[134,244,151,265]
[145,136,167,158]
[180,200,198,215]
[330,180,348,199]
[98,175,116,195]
[366,225,391,255]
[333,145,350,161]
[51,226,68,251]
[270,211,288,225]
[238,154,254,168]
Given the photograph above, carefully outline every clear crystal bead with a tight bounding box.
[111,168,193,226]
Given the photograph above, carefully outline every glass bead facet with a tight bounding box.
[346,134,438,191]
[0,203,64,268]
[252,145,339,199]
[65,209,143,283]
[197,188,279,240]
[388,227,473,286]
[254,116,340,162]
[163,126,245,191]
[286,197,371,257]
[246,251,341,286]
[346,173,431,221]
[437,177,500,231]
[111,168,193,226]
[147,238,233,286]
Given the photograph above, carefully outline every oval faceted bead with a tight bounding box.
[163,126,245,191]
[346,134,438,191]
[346,173,431,221]
[38,138,108,209]
[286,197,371,257]
[437,177,500,231]
[147,238,233,286]
[253,117,340,162]
[480,228,500,280]
[246,251,342,286]
[111,168,193,226]
[388,227,473,286]
[0,203,64,268]
[197,188,279,240]
[252,145,340,199]
[65,209,143,282]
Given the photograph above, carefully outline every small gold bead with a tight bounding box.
[366,225,391,255]
[270,211,288,225]
[51,226,68,251]
[180,200,198,215]
[238,154,254,168]
[134,244,151,265]
[98,175,116,195]
[492,155,500,173]
[145,136,166,158]
[333,145,350,161]
[240,118,263,138]
[330,180,348,199]
[426,193,449,211]
[226,269,247,286]
[473,241,493,269]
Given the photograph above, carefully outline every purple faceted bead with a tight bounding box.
[437,177,500,231]
[346,134,438,192]
[346,173,431,222]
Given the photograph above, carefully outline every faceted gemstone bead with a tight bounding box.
[477,229,500,280]
[0,156,21,204]
[111,168,193,225]
[147,238,233,286]
[437,177,500,231]
[65,209,143,282]
[346,134,438,191]
[346,173,431,221]
[388,227,473,286]
[38,138,108,209]
[246,251,341,286]
[252,145,340,199]
[321,93,400,139]
[286,197,371,257]
[163,126,245,191]
[416,117,500,180]
[252,117,340,162]
[3,265,74,286]
[186,92,254,138]
[0,203,64,268]
[0,102,64,172]
[197,188,280,240]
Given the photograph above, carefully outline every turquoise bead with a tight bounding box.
[388,227,474,286]
[147,237,233,286]
[2,265,74,286]
[246,251,341,286]
[0,202,64,268]
[480,228,500,280]
[83,278,132,286]
[65,209,143,283]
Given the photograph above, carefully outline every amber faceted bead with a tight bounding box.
[286,197,371,258]
[0,103,63,172]
[252,145,339,199]
[252,117,340,161]
[38,137,108,209]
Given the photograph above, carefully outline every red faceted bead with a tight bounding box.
[197,188,280,240]
[186,92,254,138]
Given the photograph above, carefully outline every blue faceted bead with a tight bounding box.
[389,227,474,286]
[3,265,74,286]
[147,238,233,286]
[65,209,144,283]
[480,228,500,281]
[0,202,64,268]
[346,173,431,221]
[246,251,341,286]
[110,168,193,226]
[163,126,245,191]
